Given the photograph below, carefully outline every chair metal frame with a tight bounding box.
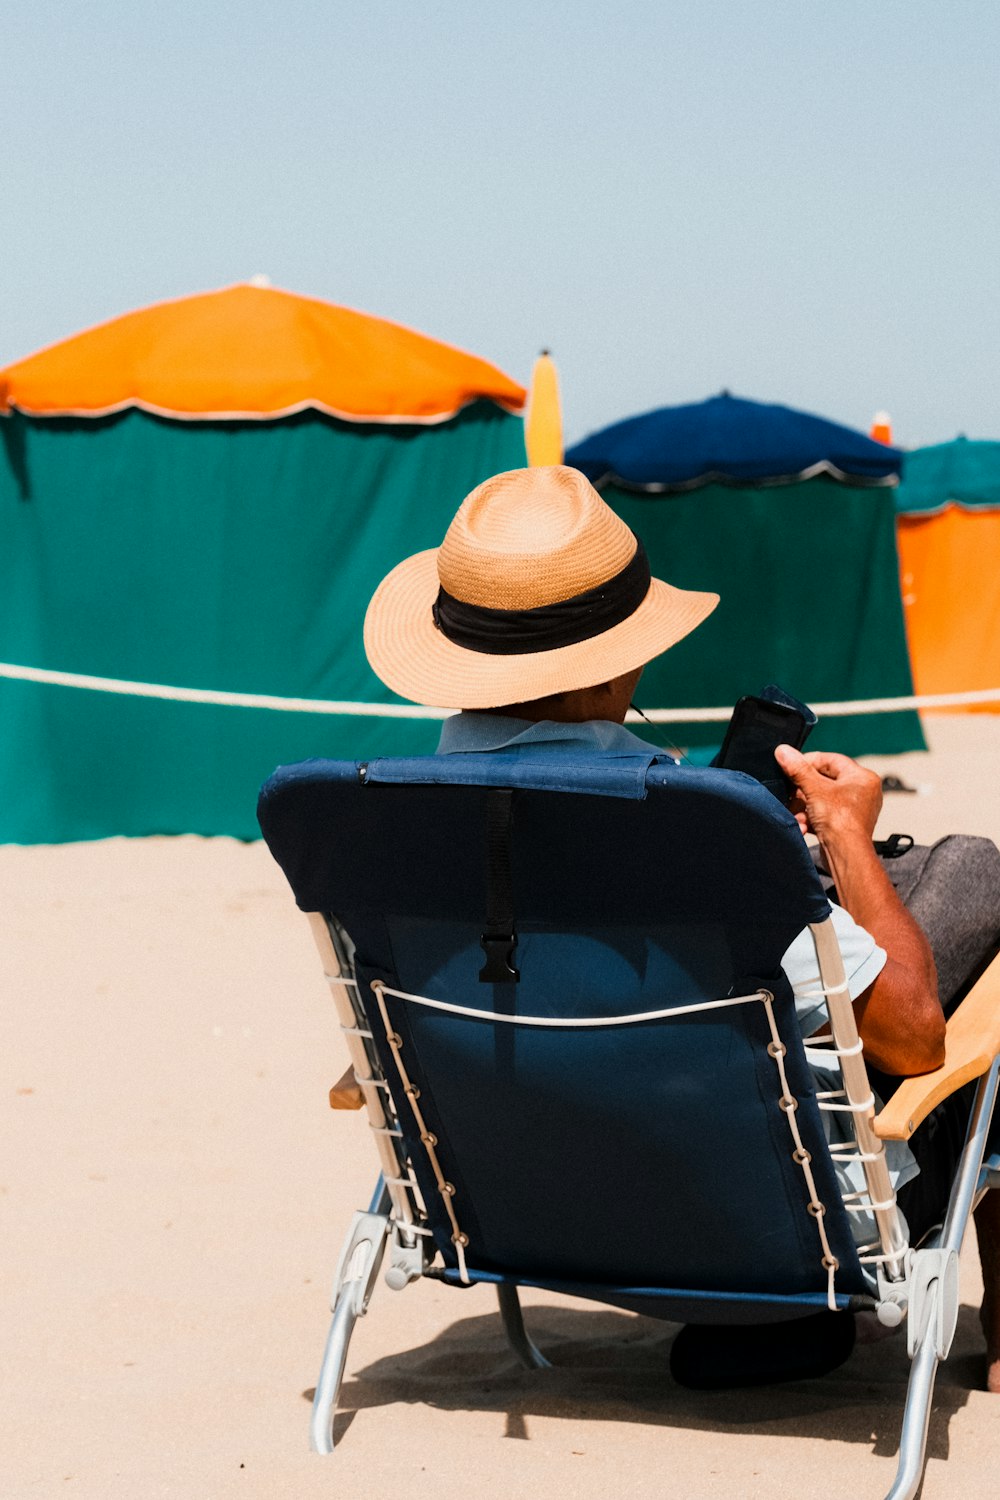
[302,906,1000,1499]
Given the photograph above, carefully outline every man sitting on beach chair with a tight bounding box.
[359,463,1000,1390]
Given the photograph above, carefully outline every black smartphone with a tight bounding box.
[713,687,816,800]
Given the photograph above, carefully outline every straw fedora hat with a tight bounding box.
[364,465,719,709]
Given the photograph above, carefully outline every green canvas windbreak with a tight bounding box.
[0,401,525,842]
[603,478,924,757]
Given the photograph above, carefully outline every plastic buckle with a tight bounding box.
[479,932,520,983]
[873,831,915,858]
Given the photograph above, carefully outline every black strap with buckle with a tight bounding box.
[873,832,915,860]
[479,788,520,983]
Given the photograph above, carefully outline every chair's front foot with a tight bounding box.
[311,1207,391,1454]
[310,1294,360,1454]
[883,1321,939,1500]
[881,1249,960,1500]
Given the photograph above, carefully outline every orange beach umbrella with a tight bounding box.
[0,282,526,424]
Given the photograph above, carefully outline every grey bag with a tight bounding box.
[813,834,1000,1011]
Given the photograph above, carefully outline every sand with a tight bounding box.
[5,714,1000,1499]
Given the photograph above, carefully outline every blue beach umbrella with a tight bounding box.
[569,390,902,491]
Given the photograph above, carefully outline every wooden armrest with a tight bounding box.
[874,952,1000,1140]
[329,1065,365,1111]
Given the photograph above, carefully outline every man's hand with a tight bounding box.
[774,744,882,843]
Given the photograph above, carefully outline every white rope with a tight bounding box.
[3,658,1000,719]
[631,686,1000,721]
[374,982,768,1028]
[0,661,452,718]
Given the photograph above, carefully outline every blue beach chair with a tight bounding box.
[257,752,1000,1500]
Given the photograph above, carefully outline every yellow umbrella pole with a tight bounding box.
[525,349,563,466]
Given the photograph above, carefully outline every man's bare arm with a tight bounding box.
[774,745,945,1076]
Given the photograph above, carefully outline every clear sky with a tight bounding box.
[3,1,998,448]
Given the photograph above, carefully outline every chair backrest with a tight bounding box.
[258,752,869,1307]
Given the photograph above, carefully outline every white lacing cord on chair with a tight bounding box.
[828,1146,883,1164]
[325,975,374,1038]
[370,981,474,1283]
[791,979,852,1002]
[808,1037,865,1058]
[840,1192,898,1213]
[857,1248,905,1267]
[328,972,773,1288]
[370,984,769,1027]
[798,957,905,1277]
[372,978,845,1309]
[853,1238,908,1269]
[816,1094,877,1113]
[757,991,842,1310]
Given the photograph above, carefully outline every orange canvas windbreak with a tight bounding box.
[898,507,1000,711]
[0,283,525,422]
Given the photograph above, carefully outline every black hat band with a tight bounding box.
[431,538,651,656]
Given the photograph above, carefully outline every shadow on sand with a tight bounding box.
[304,1298,986,1463]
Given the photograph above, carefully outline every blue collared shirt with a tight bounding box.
[437,710,665,758]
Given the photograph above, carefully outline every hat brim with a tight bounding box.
[364,549,720,709]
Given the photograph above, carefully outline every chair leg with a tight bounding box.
[882,1319,939,1500]
[497,1283,551,1370]
[310,1200,391,1454]
[310,1293,361,1454]
[882,1065,1000,1497]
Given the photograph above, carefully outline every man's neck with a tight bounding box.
[478,667,642,725]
